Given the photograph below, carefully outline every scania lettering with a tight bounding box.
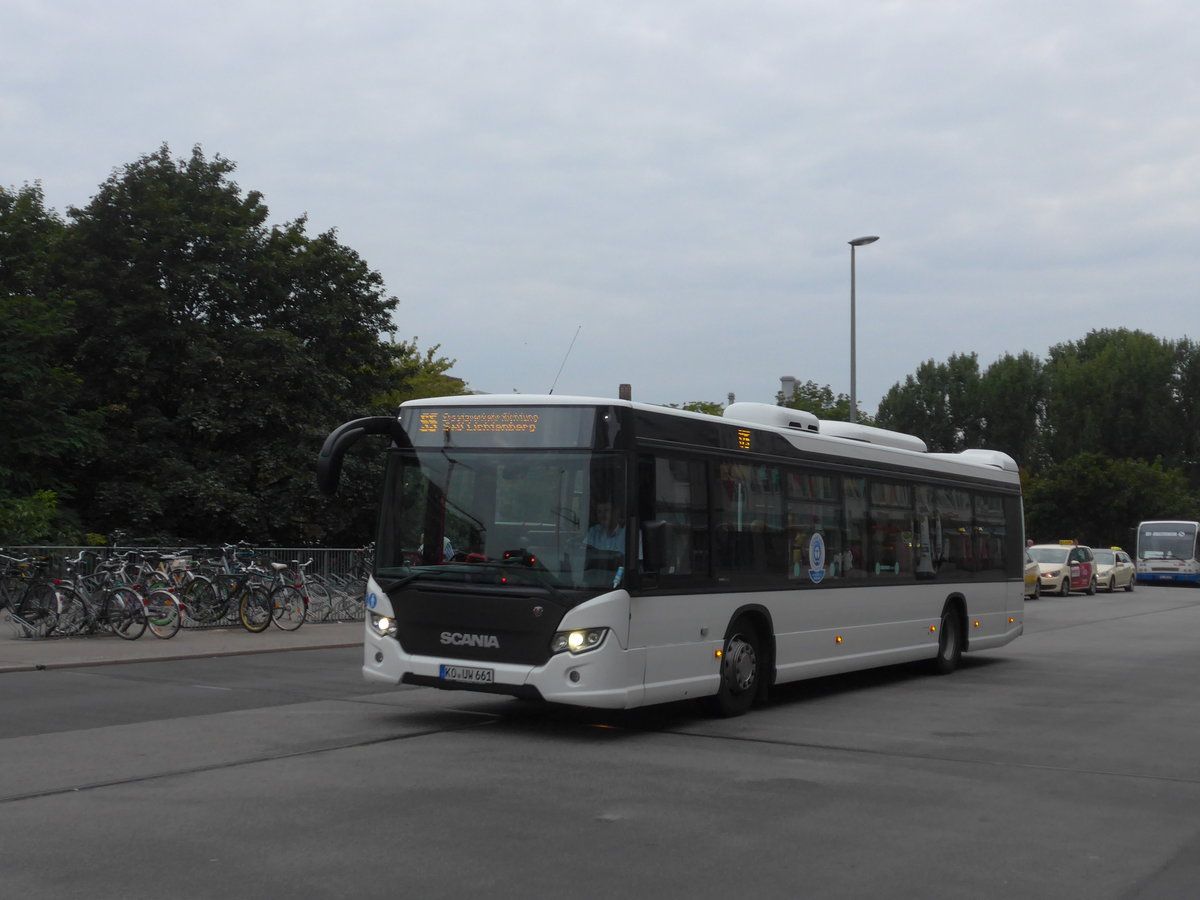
[441,632,501,649]
[318,393,1024,716]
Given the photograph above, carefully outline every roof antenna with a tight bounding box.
[548,325,581,394]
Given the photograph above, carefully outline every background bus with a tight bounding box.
[318,395,1024,716]
[1135,520,1200,584]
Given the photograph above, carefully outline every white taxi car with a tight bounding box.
[1093,547,1135,592]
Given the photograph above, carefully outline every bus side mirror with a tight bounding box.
[316,416,401,495]
[641,520,667,572]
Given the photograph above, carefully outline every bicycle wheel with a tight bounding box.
[182,576,223,624]
[104,587,147,640]
[15,581,58,635]
[238,585,272,633]
[144,589,182,639]
[53,587,90,636]
[269,585,308,631]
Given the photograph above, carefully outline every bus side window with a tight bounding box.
[867,480,914,579]
[647,456,709,580]
[713,463,785,584]
[842,477,868,579]
[787,470,844,582]
[937,488,974,574]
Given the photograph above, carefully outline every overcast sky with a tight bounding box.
[5,0,1198,412]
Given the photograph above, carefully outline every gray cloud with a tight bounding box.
[4,0,1198,409]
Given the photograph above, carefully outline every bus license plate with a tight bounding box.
[439,664,494,684]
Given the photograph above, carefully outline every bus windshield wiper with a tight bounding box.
[375,570,422,591]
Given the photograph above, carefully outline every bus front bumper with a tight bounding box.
[363,627,646,710]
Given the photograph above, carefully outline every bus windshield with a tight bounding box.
[374,448,628,592]
[1138,525,1197,560]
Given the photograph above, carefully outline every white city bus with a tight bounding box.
[318,395,1024,716]
[1135,520,1200,584]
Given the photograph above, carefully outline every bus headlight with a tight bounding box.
[370,613,397,637]
[551,627,608,655]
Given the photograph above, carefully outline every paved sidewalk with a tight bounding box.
[0,617,363,673]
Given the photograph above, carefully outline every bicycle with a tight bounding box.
[118,550,183,639]
[204,546,272,632]
[265,559,316,631]
[189,544,273,633]
[53,551,147,640]
[232,566,273,633]
[2,555,62,638]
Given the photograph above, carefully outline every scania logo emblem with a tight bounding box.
[532,605,543,617]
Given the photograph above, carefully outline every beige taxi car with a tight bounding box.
[1093,547,1135,592]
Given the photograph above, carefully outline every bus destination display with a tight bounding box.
[405,406,597,448]
[419,411,540,435]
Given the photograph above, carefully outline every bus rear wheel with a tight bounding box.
[706,620,762,717]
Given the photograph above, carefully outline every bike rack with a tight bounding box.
[6,610,56,640]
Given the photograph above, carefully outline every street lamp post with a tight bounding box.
[848,235,879,423]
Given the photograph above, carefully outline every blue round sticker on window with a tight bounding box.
[808,533,826,584]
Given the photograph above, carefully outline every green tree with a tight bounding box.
[678,400,726,416]
[0,491,60,545]
[57,145,446,544]
[0,184,97,542]
[975,351,1046,467]
[373,340,468,411]
[776,380,866,423]
[875,354,981,451]
[1172,337,1200,485]
[1044,329,1180,466]
[1024,453,1198,548]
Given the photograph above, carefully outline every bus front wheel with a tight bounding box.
[932,606,964,675]
[707,620,762,717]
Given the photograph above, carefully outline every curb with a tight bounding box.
[0,638,361,674]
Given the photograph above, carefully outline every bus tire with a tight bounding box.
[706,619,762,717]
[932,605,964,675]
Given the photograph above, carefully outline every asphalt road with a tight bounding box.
[3,585,1199,900]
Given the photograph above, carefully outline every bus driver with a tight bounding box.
[585,499,625,552]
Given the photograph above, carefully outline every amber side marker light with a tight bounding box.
[715,649,723,659]
[835,635,843,643]
[973,620,981,628]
